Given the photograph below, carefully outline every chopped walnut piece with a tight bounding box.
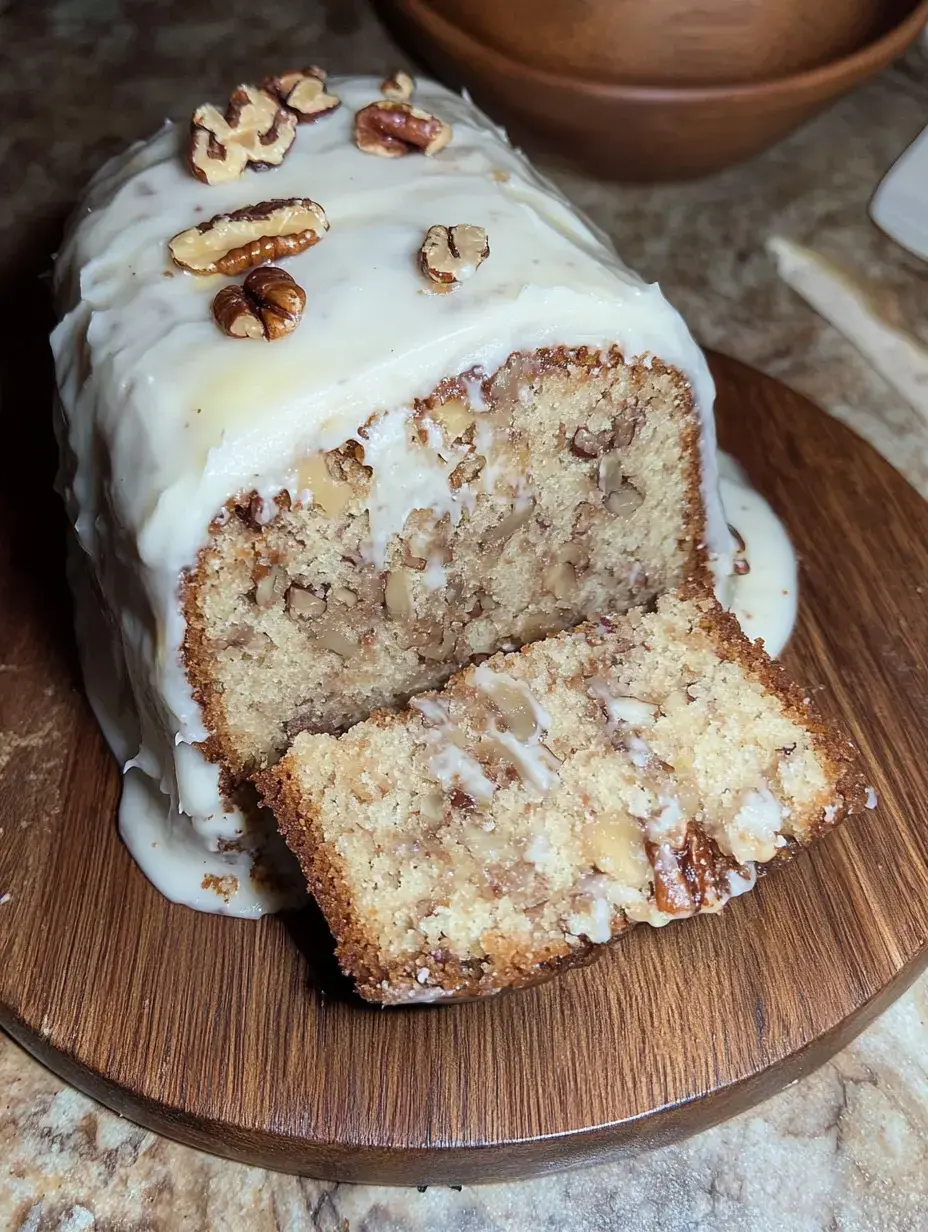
[316,627,360,658]
[605,485,644,518]
[287,586,327,619]
[262,66,340,122]
[254,564,288,608]
[212,266,306,340]
[479,679,539,742]
[569,408,641,458]
[449,453,485,489]
[598,456,643,518]
[419,224,490,286]
[384,570,413,620]
[647,824,743,916]
[585,812,647,884]
[555,542,589,569]
[330,586,359,607]
[354,100,452,158]
[188,84,297,185]
[570,426,613,459]
[483,498,536,545]
[418,628,457,660]
[169,198,329,276]
[543,561,576,600]
[296,454,354,516]
[380,69,415,102]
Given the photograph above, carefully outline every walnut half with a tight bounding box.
[188,85,297,185]
[647,824,746,916]
[262,67,340,122]
[212,266,306,341]
[380,69,415,102]
[169,198,329,276]
[419,225,489,286]
[354,101,451,158]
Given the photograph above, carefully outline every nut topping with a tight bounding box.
[354,100,452,158]
[188,85,297,185]
[212,266,306,340]
[169,198,329,276]
[262,67,340,122]
[380,69,415,102]
[419,224,489,286]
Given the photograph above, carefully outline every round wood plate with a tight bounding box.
[2,353,928,1185]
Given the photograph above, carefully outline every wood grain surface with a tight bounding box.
[378,0,928,180]
[2,353,928,1185]
[414,0,892,85]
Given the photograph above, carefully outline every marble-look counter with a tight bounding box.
[2,1,927,1228]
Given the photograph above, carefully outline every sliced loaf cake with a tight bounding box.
[260,592,867,1003]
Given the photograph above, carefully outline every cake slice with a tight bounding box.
[260,592,868,1004]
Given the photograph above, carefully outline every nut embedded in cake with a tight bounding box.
[259,592,868,1004]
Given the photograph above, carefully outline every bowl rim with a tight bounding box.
[396,0,928,99]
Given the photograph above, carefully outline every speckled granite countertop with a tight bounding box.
[2,2,928,1229]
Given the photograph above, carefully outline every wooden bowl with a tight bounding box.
[419,0,895,86]
[379,0,928,180]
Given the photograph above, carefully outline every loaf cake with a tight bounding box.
[52,70,733,914]
[260,592,868,1003]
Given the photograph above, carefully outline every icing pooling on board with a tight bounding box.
[718,452,798,658]
[52,75,732,916]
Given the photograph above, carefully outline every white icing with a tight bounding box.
[410,696,497,802]
[866,785,878,809]
[52,75,729,912]
[726,862,758,899]
[729,786,786,864]
[588,679,657,727]
[428,739,497,802]
[472,664,561,798]
[422,557,447,590]
[119,768,302,917]
[627,737,652,768]
[68,533,305,916]
[567,895,613,945]
[647,796,685,844]
[718,452,798,658]
[359,407,463,568]
[490,728,562,797]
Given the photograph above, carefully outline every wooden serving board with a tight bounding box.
[2,353,928,1185]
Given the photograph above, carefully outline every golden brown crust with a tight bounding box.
[258,756,626,1004]
[679,588,869,830]
[258,588,868,1005]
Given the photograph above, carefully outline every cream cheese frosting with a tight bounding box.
[52,74,736,916]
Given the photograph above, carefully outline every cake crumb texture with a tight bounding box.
[183,347,705,791]
[260,592,866,1004]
